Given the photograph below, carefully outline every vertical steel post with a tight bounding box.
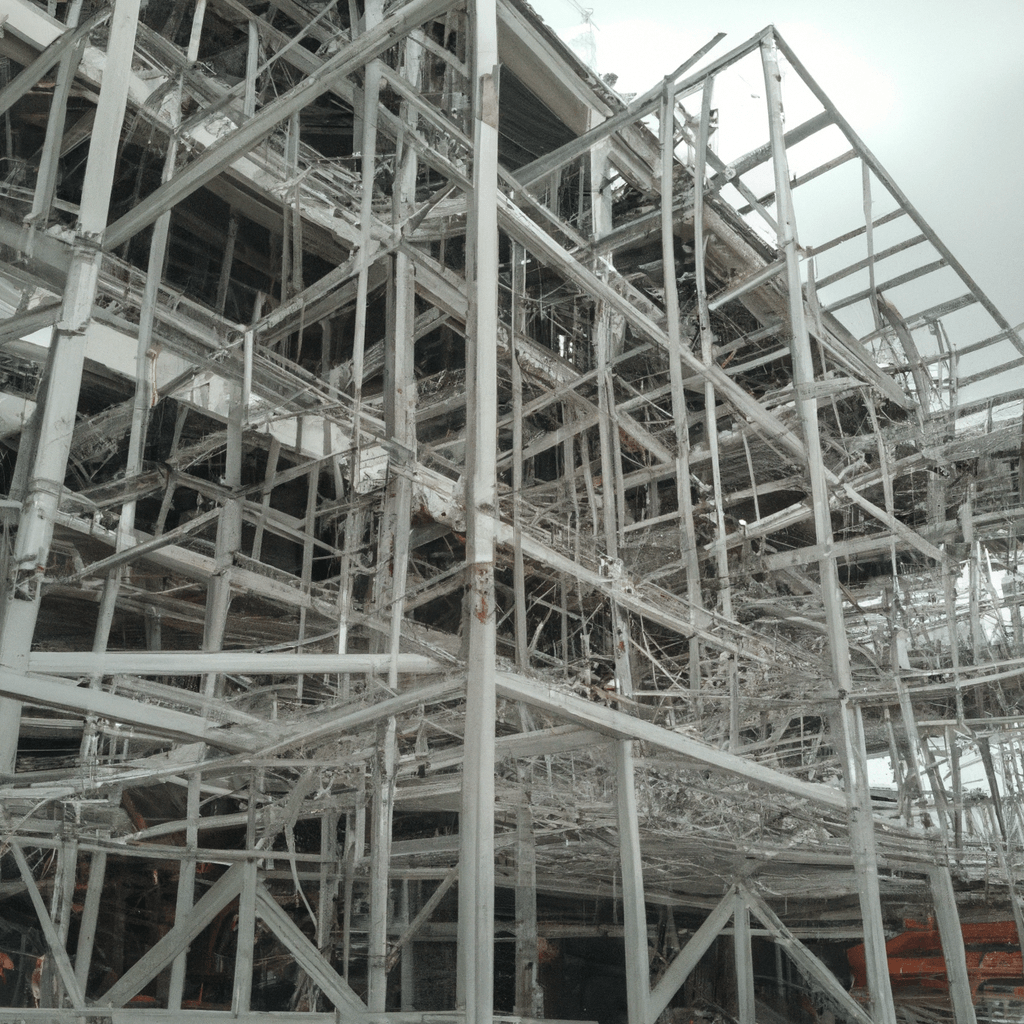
[349,0,383,474]
[85,110,179,752]
[457,0,499,1019]
[382,29,420,689]
[510,240,528,670]
[760,34,897,1024]
[368,40,421,999]
[399,880,416,1010]
[27,0,84,227]
[615,741,650,1024]
[689,76,737,741]
[46,837,79,1006]
[691,76,732,627]
[368,718,396,1010]
[318,810,340,969]
[73,850,107,995]
[658,84,702,695]
[514,792,541,1017]
[168,770,201,1007]
[0,0,142,775]
[732,893,754,1024]
[594,306,632,691]
[927,864,978,1024]
[232,860,258,1014]
[201,388,242,698]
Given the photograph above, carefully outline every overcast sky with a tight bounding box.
[531,0,1024,392]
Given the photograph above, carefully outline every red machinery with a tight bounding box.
[848,919,1024,999]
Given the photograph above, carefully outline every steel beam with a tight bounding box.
[0,666,261,754]
[927,865,979,1024]
[615,741,650,1024]
[743,887,873,1024]
[733,894,754,1024]
[771,28,1024,359]
[646,888,735,1024]
[29,652,442,675]
[457,2,499,1020]
[255,884,367,1014]
[0,0,142,776]
[0,6,109,117]
[6,838,86,1009]
[100,863,245,1008]
[102,0,452,250]
[495,670,849,812]
[760,35,897,1024]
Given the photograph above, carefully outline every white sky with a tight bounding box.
[530,0,1024,383]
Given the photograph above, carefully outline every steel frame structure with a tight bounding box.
[0,1,1022,1022]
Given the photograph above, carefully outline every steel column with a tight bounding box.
[456,0,499,1019]
[615,740,650,1024]
[760,35,897,1024]
[0,0,142,776]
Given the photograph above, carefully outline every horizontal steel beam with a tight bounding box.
[0,666,262,754]
[495,670,848,811]
[29,651,445,676]
[0,1011,588,1024]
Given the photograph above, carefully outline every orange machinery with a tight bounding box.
[848,919,1024,999]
